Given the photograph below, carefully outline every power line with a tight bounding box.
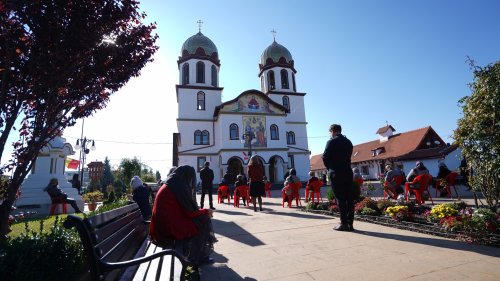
[64,135,173,145]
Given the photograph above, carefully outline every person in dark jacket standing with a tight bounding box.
[200,161,216,210]
[323,124,354,231]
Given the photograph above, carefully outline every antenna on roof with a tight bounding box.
[197,19,204,33]
[386,120,389,127]
[271,28,277,42]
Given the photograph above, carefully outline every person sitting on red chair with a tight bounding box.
[44,178,82,213]
[384,164,405,199]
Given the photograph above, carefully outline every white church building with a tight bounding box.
[172,30,310,184]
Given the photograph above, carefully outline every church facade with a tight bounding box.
[173,31,310,184]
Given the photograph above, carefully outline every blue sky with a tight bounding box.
[3,0,500,177]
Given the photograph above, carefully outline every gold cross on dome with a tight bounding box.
[197,20,204,33]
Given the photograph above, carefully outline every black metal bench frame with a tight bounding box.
[63,203,189,281]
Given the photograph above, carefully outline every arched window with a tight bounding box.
[182,63,189,85]
[282,96,290,112]
[201,130,209,145]
[292,72,296,92]
[286,131,296,145]
[270,124,279,140]
[197,92,205,110]
[229,123,239,140]
[281,69,289,89]
[196,61,205,83]
[268,70,275,90]
[194,130,202,145]
[211,65,217,87]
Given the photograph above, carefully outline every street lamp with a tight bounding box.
[74,136,96,189]
[241,131,257,163]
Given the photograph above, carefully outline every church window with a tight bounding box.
[286,131,296,145]
[268,70,275,90]
[194,130,202,145]
[197,92,205,110]
[281,69,289,89]
[230,123,239,140]
[196,61,205,83]
[282,96,290,112]
[211,65,217,87]
[292,72,296,92]
[201,130,210,145]
[288,155,295,169]
[182,63,189,85]
[197,156,206,172]
[270,124,279,140]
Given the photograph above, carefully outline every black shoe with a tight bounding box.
[348,224,354,232]
[210,206,216,210]
[260,207,263,211]
[254,207,257,212]
[334,224,350,231]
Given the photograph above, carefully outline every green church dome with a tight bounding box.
[181,32,218,56]
[260,41,293,66]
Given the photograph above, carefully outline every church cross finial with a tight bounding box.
[197,20,204,33]
[386,121,389,127]
[271,29,277,42]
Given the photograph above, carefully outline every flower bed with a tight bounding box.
[303,199,500,247]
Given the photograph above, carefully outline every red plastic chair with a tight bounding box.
[49,197,67,215]
[264,182,272,198]
[384,175,404,200]
[282,182,302,208]
[307,180,324,203]
[217,185,231,204]
[435,172,460,200]
[233,185,250,208]
[405,174,434,204]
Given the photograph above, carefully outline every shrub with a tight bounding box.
[0,217,85,281]
[430,203,459,220]
[377,199,395,213]
[82,190,104,203]
[326,187,335,202]
[87,196,131,216]
[360,207,379,216]
[355,197,380,215]
[385,205,411,221]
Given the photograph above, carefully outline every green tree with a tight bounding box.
[454,59,500,212]
[155,170,161,181]
[116,157,141,188]
[0,0,158,238]
[100,157,114,194]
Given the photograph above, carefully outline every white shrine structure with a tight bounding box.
[14,136,83,216]
[173,30,311,183]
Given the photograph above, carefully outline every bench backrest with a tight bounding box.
[64,203,147,281]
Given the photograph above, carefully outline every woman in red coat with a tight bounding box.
[150,165,216,265]
[248,155,265,212]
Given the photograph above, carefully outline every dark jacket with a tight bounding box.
[199,166,214,189]
[322,134,353,174]
[45,184,67,199]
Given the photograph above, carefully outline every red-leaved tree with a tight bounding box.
[0,0,158,238]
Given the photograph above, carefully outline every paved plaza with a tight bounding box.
[198,189,500,281]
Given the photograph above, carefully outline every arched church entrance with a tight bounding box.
[226,157,244,183]
[269,155,285,183]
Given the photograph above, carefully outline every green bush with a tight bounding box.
[326,186,335,202]
[87,196,130,216]
[0,217,85,281]
[360,207,379,216]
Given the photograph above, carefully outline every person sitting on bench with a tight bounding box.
[150,165,217,265]
[44,178,82,213]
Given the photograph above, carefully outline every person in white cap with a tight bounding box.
[130,175,152,219]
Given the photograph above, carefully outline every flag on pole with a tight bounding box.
[65,158,80,169]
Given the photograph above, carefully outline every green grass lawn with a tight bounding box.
[9,214,84,238]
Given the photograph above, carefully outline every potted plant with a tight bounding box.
[82,191,104,211]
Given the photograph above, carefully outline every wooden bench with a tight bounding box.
[63,203,191,281]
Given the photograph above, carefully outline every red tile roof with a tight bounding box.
[310,126,451,171]
[352,126,431,163]
[310,154,325,171]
